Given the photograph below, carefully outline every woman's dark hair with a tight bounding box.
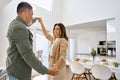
[53,23,68,41]
[17,2,32,13]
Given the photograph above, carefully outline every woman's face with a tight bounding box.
[54,25,61,38]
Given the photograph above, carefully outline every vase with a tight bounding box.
[92,56,95,63]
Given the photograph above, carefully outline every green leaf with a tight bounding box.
[91,48,96,56]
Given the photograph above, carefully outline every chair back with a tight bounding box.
[70,61,85,74]
[91,64,112,80]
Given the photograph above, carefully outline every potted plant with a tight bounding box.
[90,48,96,63]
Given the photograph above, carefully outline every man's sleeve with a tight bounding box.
[12,28,48,75]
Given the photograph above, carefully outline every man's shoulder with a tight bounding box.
[7,19,29,39]
[9,19,26,31]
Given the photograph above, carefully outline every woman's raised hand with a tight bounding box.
[36,17,43,23]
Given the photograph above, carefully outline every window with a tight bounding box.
[30,29,49,79]
[35,33,49,66]
[69,39,75,60]
[23,0,53,11]
[30,29,49,67]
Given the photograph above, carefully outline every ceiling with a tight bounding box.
[0,0,12,9]
[0,0,112,35]
[66,20,107,34]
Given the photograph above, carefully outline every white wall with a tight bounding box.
[0,0,18,67]
[70,31,106,54]
[107,19,116,41]
[0,0,63,67]
[63,0,120,57]
[63,0,119,26]
[0,0,12,9]
[115,17,120,58]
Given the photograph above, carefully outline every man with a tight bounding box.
[6,2,59,80]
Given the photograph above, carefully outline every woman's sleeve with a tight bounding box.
[59,39,68,60]
[44,31,53,41]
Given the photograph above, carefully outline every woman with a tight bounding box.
[37,18,68,80]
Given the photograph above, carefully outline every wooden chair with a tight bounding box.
[70,61,88,80]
